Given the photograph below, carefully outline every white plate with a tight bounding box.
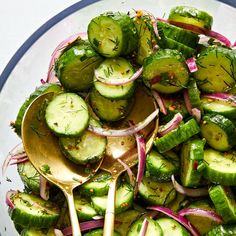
[0,0,235,235]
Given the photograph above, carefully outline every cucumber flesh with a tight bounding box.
[206,224,236,236]
[203,148,236,186]
[84,228,120,236]
[21,228,58,236]
[45,93,89,137]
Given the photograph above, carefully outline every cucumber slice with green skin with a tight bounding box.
[74,195,98,221]
[154,118,200,153]
[157,217,190,236]
[9,192,60,228]
[89,88,133,122]
[186,200,220,235]
[91,182,133,215]
[17,161,40,194]
[201,97,236,119]
[194,47,236,93]
[157,21,199,49]
[143,49,189,94]
[209,185,236,224]
[79,171,111,196]
[168,193,186,212]
[88,12,138,57]
[45,93,89,137]
[160,96,188,124]
[59,118,106,165]
[84,229,120,236]
[55,40,103,92]
[168,6,213,30]
[138,176,176,205]
[134,15,155,65]
[206,224,236,236]
[200,113,236,151]
[187,78,202,111]
[145,149,180,182]
[114,209,145,236]
[180,138,205,187]
[21,228,57,236]
[127,217,163,236]
[203,149,236,186]
[13,83,62,137]
[94,58,135,100]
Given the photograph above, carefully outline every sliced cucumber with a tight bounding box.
[187,78,202,111]
[55,39,103,92]
[200,114,236,151]
[59,118,106,165]
[157,217,190,236]
[201,97,236,119]
[45,93,89,137]
[157,21,199,48]
[88,12,138,57]
[17,161,40,194]
[79,171,111,196]
[127,217,163,236]
[186,200,220,235]
[13,83,62,136]
[134,15,155,65]
[74,195,98,221]
[9,192,60,228]
[138,176,176,205]
[203,149,236,186]
[91,182,133,215]
[194,47,236,93]
[168,193,186,212]
[154,118,200,153]
[89,88,133,122]
[20,228,57,236]
[143,49,189,93]
[180,139,205,187]
[114,209,145,236]
[94,58,135,99]
[206,224,236,236]
[84,229,120,236]
[168,6,213,30]
[145,149,180,182]
[209,185,236,224]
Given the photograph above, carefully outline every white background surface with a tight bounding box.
[0,0,78,75]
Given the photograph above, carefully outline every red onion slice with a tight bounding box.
[178,208,223,224]
[47,32,88,83]
[2,143,26,175]
[158,113,183,136]
[147,206,200,236]
[95,67,143,86]
[206,30,231,47]
[88,109,159,137]
[40,176,50,201]
[139,218,149,236]
[54,229,64,236]
[183,90,193,114]
[117,158,135,186]
[171,175,208,197]
[9,157,29,166]
[202,93,236,106]
[152,90,167,115]
[191,108,201,123]
[186,57,198,73]
[134,132,146,197]
[62,219,104,235]
[6,190,17,209]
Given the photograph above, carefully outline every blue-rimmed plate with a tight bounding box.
[0,0,236,235]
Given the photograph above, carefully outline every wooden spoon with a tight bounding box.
[21,92,103,236]
[101,86,159,236]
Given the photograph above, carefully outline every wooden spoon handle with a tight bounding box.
[64,189,82,236]
[103,177,118,236]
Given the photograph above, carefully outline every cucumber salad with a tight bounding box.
[3,5,236,236]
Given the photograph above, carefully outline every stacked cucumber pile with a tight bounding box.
[6,5,236,236]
